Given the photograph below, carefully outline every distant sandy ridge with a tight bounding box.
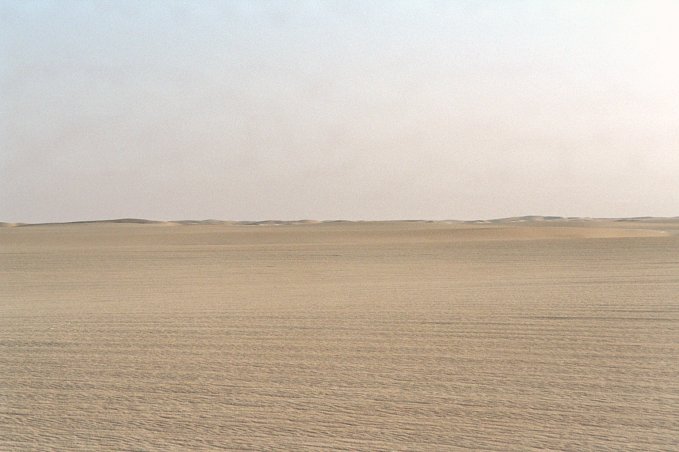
[3,215,679,228]
[1,217,676,242]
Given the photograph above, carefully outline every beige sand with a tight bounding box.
[1,220,678,450]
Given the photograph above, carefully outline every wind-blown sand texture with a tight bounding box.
[1,219,678,450]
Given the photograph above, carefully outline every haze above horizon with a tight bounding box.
[2,0,678,223]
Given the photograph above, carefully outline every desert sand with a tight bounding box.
[1,219,678,450]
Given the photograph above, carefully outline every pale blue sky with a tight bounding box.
[1,0,678,222]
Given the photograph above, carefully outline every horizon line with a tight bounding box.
[3,215,679,227]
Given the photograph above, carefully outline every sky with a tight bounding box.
[1,0,678,222]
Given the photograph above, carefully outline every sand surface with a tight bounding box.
[1,220,678,450]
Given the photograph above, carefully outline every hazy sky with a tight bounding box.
[1,0,678,222]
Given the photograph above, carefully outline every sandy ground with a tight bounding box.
[1,220,678,450]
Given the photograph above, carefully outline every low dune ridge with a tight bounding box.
[15,218,165,227]
[2,217,675,242]
[5,215,679,228]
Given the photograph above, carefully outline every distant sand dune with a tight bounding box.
[5,215,679,229]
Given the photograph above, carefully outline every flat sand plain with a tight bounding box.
[1,220,678,450]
